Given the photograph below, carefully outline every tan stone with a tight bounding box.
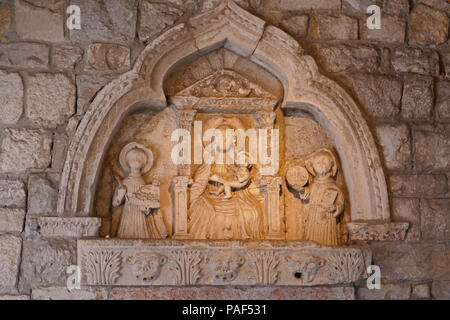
[342,0,382,13]
[0,295,29,300]
[392,47,439,75]
[0,128,52,173]
[0,71,23,124]
[402,74,433,120]
[357,283,411,300]
[0,235,22,293]
[436,81,450,120]
[0,180,26,208]
[15,0,63,42]
[0,3,10,42]
[0,43,49,68]
[52,46,83,69]
[311,14,358,40]
[26,73,75,128]
[431,281,450,299]
[421,199,450,240]
[31,286,108,300]
[76,73,116,113]
[375,124,411,170]
[389,174,448,197]
[409,4,449,46]
[138,2,183,42]
[391,198,420,241]
[310,44,379,73]
[85,44,130,72]
[0,208,25,233]
[265,0,341,10]
[27,174,59,216]
[412,283,431,299]
[413,125,450,171]
[383,0,409,15]
[360,15,406,44]
[280,15,309,38]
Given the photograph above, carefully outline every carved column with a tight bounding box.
[261,176,284,240]
[171,176,191,239]
[174,108,197,176]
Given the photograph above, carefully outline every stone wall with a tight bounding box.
[0,0,448,300]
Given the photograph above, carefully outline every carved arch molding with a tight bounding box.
[42,0,410,286]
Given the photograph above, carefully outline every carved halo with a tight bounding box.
[119,142,154,175]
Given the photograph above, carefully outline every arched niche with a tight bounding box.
[57,0,391,228]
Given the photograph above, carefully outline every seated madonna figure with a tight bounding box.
[188,116,264,240]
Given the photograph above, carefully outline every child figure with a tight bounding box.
[209,163,251,200]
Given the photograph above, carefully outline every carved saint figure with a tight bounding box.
[188,116,264,240]
[112,142,168,239]
[287,149,344,246]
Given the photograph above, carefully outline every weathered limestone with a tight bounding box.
[375,124,411,170]
[76,73,117,113]
[280,15,309,38]
[27,174,59,216]
[0,71,23,124]
[391,198,420,241]
[0,128,52,173]
[0,208,26,233]
[384,0,409,15]
[0,180,26,207]
[409,4,449,46]
[31,286,108,300]
[413,125,450,172]
[52,46,83,69]
[436,81,450,120]
[391,47,439,76]
[412,283,431,300]
[402,75,433,121]
[38,217,102,237]
[357,283,411,300]
[265,0,341,10]
[85,44,130,72]
[420,199,450,240]
[0,43,49,68]
[389,174,448,197]
[26,73,76,128]
[346,222,409,241]
[360,15,406,44]
[69,0,137,45]
[0,235,22,293]
[138,1,184,42]
[311,14,358,40]
[14,0,64,42]
[432,281,450,299]
[0,3,10,42]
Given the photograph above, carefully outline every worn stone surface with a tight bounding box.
[389,174,448,197]
[15,0,64,42]
[0,71,23,124]
[432,281,450,299]
[0,3,11,42]
[412,283,431,299]
[375,124,411,170]
[31,286,108,300]
[0,43,49,68]
[440,45,450,79]
[420,199,450,240]
[0,208,26,233]
[391,47,439,75]
[69,0,137,45]
[76,73,116,113]
[0,128,52,173]
[409,4,449,46]
[340,74,402,118]
[19,237,76,293]
[391,198,420,241]
[26,73,76,128]
[342,0,381,13]
[0,180,26,208]
[402,74,434,121]
[360,15,406,44]
[27,174,58,216]
[384,0,409,15]
[0,235,22,293]
[357,283,411,300]
[311,44,379,73]
[265,0,341,10]
[138,1,183,42]
[280,15,309,38]
[85,44,130,72]
[436,81,450,120]
[311,14,357,40]
[52,46,83,69]
[110,286,355,300]
[0,294,29,300]
[413,125,450,171]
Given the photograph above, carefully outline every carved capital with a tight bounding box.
[255,111,277,129]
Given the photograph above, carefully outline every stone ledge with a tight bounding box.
[38,217,102,238]
[77,239,371,287]
[346,222,410,241]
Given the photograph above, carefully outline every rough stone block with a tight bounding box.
[138,1,183,42]
[391,47,439,76]
[0,71,23,124]
[420,199,450,240]
[27,174,59,216]
[0,208,26,233]
[342,0,381,13]
[409,4,449,46]
[389,174,448,197]
[0,3,11,42]
[436,81,450,120]
[391,198,420,241]
[311,14,358,40]
[0,180,26,208]
[0,128,52,173]
[375,124,411,170]
[0,294,29,300]
[413,125,450,171]
[76,73,116,113]
[69,0,137,45]
[0,235,22,293]
[432,281,450,299]
[383,0,409,15]
[15,0,64,42]
[280,15,309,38]
[401,74,433,121]
[265,0,341,10]
[360,15,406,44]
[0,43,49,68]
[26,73,76,128]
[357,283,411,300]
[412,283,431,300]
[85,44,130,72]
[52,46,83,69]
[31,286,108,300]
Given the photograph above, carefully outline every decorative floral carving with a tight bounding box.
[168,250,202,285]
[247,251,280,285]
[38,217,101,237]
[325,252,365,283]
[284,254,325,283]
[346,222,409,241]
[126,252,167,282]
[82,250,122,285]
[207,252,245,283]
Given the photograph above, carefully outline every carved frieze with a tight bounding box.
[346,222,410,241]
[38,217,101,237]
